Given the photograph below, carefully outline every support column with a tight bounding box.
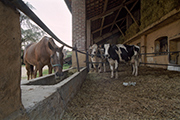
[0,1,25,119]
[86,20,91,49]
[71,0,86,67]
[141,35,147,65]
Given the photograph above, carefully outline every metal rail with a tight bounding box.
[141,51,180,55]
[140,62,180,67]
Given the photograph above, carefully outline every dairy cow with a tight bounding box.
[89,44,106,73]
[104,44,140,78]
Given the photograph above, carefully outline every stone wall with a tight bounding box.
[0,1,25,119]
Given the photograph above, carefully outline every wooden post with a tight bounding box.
[86,50,89,72]
[74,44,80,72]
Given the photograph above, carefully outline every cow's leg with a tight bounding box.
[108,59,115,78]
[132,64,135,75]
[103,62,106,72]
[115,60,119,79]
[134,60,138,76]
[92,64,96,72]
[98,64,102,73]
[110,64,114,78]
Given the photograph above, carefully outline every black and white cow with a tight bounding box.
[89,44,106,73]
[104,44,140,78]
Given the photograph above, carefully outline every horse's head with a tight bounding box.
[48,42,64,79]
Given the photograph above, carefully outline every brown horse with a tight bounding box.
[23,36,64,80]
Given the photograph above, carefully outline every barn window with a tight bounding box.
[155,37,168,55]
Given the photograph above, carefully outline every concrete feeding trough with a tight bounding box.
[20,67,88,119]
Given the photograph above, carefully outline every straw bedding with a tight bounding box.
[62,65,180,119]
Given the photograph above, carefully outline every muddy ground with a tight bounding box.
[62,65,180,119]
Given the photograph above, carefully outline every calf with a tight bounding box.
[89,44,106,73]
[104,44,140,78]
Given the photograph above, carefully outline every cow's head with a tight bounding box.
[98,44,105,57]
[89,44,98,57]
[104,44,110,58]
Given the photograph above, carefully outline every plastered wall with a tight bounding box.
[0,2,25,119]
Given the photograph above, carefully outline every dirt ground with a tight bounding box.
[62,64,180,119]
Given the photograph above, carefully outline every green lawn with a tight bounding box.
[21,64,71,80]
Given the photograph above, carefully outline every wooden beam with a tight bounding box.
[130,0,139,11]
[89,0,137,21]
[100,0,108,36]
[124,6,139,28]
[94,29,119,43]
[110,0,127,31]
[115,23,125,37]
[92,17,125,34]
[100,17,105,36]
[103,0,108,12]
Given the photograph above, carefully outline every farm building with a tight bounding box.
[65,0,180,71]
[1,0,180,119]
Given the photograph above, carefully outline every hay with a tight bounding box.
[118,0,180,42]
[140,0,180,30]
[62,65,180,119]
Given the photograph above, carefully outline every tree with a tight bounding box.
[20,2,46,48]
[20,2,46,64]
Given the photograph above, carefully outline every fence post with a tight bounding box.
[74,44,80,72]
[86,50,89,72]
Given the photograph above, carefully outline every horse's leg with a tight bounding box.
[30,65,34,79]
[25,63,30,80]
[39,67,43,77]
[48,64,52,74]
[27,69,30,80]
[34,66,38,78]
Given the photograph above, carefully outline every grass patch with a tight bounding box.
[21,64,71,80]
[63,64,71,70]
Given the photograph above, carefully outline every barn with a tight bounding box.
[1,0,180,119]
[65,0,180,71]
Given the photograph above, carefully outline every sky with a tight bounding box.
[23,0,72,49]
